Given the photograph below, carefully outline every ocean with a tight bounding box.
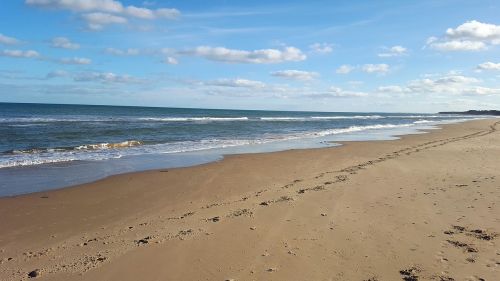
[0,102,486,196]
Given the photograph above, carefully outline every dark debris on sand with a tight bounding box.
[399,266,420,281]
[445,225,497,241]
[209,216,220,222]
[135,236,152,245]
[446,240,477,253]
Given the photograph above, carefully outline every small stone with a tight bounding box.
[250,227,256,230]
[267,267,277,272]
[28,269,40,278]
[321,213,327,216]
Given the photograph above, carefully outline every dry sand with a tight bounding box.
[0,119,499,281]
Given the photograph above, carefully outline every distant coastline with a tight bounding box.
[439,110,500,116]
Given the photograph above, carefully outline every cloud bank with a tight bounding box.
[427,20,500,51]
[26,0,180,30]
[181,46,306,64]
[379,74,500,96]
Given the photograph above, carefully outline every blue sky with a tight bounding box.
[1,0,500,112]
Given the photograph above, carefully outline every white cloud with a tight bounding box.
[206,78,266,89]
[304,87,368,99]
[309,43,333,54]
[123,6,179,19]
[179,77,297,98]
[433,75,479,84]
[105,47,140,56]
[181,46,306,64]
[371,74,500,98]
[60,57,92,64]
[155,8,180,19]
[407,75,479,94]
[180,76,324,99]
[26,0,124,13]
[426,20,500,51]
[361,64,389,74]
[476,62,500,71]
[429,40,486,51]
[271,70,319,81]
[1,49,39,58]
[74,72,143,83]
[45,70,145,83]
[0,33,20,45]
[336,64,355,74]
[377,85,408,93]
[26,0,180,30]
[388,74,500,96]
[51,37,80,49]
[378,45,407,57]
[446,20,500,41]
[465,86,500,95]
[165,57,178,65]
[328,87,368,97]
[82,12,127,30]
[125,5,155,19]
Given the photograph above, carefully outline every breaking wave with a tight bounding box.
[0,123,423,168]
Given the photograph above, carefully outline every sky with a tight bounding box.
[1,0,500,113]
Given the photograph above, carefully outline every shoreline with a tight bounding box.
[0,118,484,197]
[1,118,499,281]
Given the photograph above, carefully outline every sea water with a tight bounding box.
[0,102,487,196]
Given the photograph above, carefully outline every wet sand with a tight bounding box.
[0,119,499,281]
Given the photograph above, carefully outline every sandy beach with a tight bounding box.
[0,118,499,281]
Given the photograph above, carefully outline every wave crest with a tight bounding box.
[75,140,143,150]
[9,140,143,155]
